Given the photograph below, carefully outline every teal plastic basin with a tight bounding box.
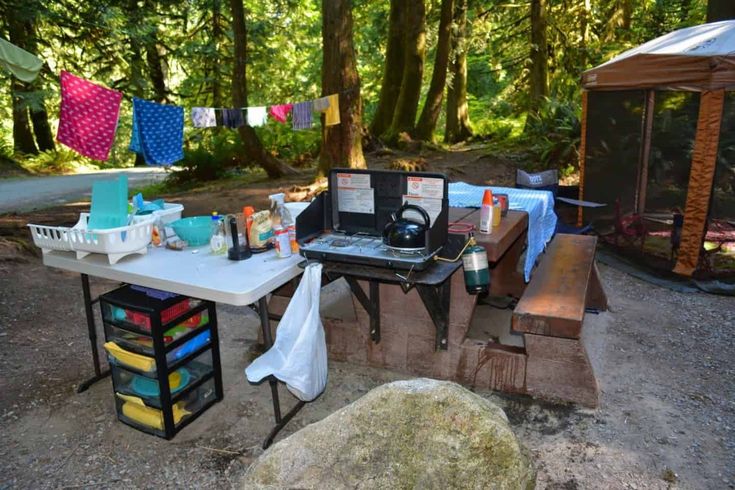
[170,216,214,246]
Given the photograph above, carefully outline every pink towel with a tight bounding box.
[269,103,293,124]
[57,71,123,161]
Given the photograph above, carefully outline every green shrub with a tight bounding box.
[524,97,581,171]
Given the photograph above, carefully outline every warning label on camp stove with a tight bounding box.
[406,176,444,199]
[402,196,442,226]
[338,188,375,214]
[336,172,371,189]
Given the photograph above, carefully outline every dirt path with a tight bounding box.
[0,148,733,488]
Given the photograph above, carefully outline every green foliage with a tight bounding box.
[19,147,97,174]
[256,122,320,166]
[524,97,581,175]
[0,0,711,178]
[170,133,245,184]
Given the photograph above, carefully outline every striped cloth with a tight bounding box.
[448,183,557,282]
[292,100,313,130]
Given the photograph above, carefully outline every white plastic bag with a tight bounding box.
[245,263,327,402]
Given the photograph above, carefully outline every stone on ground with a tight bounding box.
[243,378,536,489]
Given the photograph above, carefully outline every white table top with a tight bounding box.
[42,245,304,306]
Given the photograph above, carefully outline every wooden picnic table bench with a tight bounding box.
[512,233,608,407]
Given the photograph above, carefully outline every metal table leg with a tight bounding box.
[257,296,306,449]
[77,274,110,393]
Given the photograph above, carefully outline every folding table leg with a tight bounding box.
[77,274,110,393]
[257,296,306,449]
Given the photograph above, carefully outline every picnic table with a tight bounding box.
[270,203,607,407]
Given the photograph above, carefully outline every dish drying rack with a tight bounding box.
[28,213,155,265]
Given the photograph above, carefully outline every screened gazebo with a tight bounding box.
[578,20,735,278]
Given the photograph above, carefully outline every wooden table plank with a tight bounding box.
[468,210,529,262]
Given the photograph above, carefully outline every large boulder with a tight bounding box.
[243,378,536,489]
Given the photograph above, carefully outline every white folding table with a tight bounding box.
[43,246,304,447]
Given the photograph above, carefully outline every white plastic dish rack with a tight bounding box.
[28,214,155,265]
[137,202,184,224]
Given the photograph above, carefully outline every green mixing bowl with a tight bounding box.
[169,216,214,246]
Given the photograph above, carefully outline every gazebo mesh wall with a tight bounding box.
[583,89,735,277]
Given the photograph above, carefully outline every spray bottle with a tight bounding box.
[479,189,494,234]
[269,193,298,255]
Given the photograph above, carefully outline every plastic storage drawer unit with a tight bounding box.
[100,284,222,439]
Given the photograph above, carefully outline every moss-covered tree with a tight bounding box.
[384,0,426,143]
[415,0,454,142]
[230,0,297,178]
[370,0,405,139]
[444,0,472,144]
[319,0,365,175]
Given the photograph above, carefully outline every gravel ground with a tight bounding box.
[0,256,733,489]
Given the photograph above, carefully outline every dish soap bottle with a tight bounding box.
[209,212,226,255]
[269,193,298,253]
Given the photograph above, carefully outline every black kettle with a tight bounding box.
[382,203,431,251]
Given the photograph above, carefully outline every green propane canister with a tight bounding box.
[462,236,490,294]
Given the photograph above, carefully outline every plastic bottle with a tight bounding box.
[479,189,494,234]
[492,197,502,227]
[269,193,298,253]
[243,206,255,238]
[273,224,292,258]
[209,212,227,254]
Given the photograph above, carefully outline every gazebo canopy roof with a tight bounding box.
[582,20,735,91]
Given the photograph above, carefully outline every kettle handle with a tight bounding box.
[396,203,431,228]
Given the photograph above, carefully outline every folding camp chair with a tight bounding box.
[612,198,647,251]
[515,169,604,235]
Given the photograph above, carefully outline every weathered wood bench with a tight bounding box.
[512,233,607,407]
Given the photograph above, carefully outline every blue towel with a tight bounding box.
[129,97,184,166]
[448,183,557,282]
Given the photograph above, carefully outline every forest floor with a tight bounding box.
[0,145,733,489]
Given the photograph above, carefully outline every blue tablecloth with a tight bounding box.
[448,183,557,282]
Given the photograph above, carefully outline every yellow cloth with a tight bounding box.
[325,94,340,126]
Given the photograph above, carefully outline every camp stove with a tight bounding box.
[295,169,449,271]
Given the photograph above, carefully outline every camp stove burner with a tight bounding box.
[301,232,440,271]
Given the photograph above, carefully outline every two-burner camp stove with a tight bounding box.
[295,169,449,271]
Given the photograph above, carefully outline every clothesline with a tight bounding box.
[56,70,344,167]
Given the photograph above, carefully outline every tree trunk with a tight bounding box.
[7,15,37,155]
[369,0,405,138]
[211,0,223,107]
[22,20,54,151]
[29,99,55,152]
[230,0,297,178]
[444,0,472,144]
[319,0,366,175]
[145,37,167,102]
[10,78,37,155]
[621,0,633,30]
[707,0,735,22]
[529,0,548,114]
[385,1,426,143]
[128,0,147,166]
[580,0,590,67]
[414,0,454,142]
